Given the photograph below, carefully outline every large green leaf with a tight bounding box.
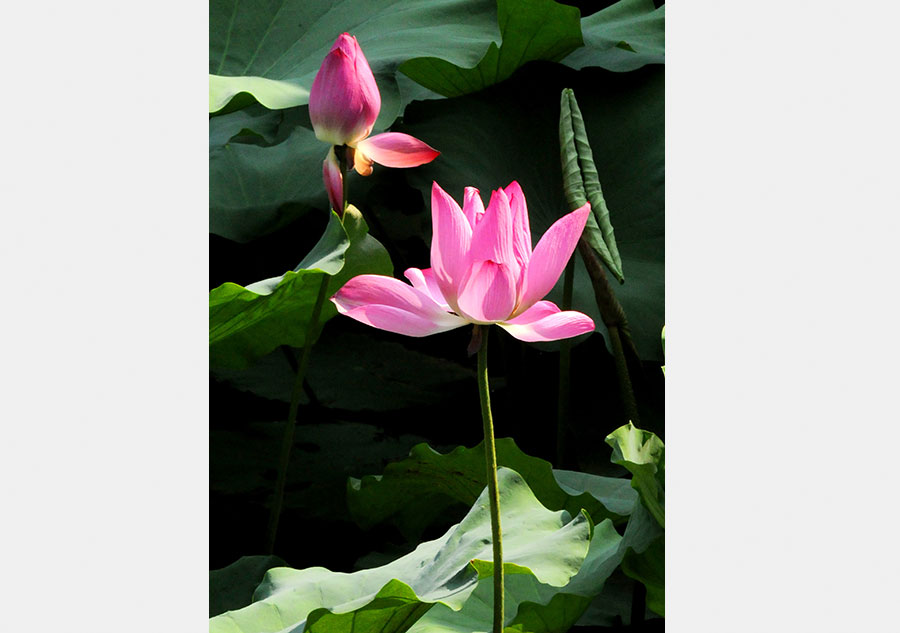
[605,422,664,528]
[209,104,281,148]
[610,500,664,618]
[551,468,636,517]
[209,0,498,118]
[210,75,310,113]
[400,0,665,98]
[605,423,664,616]
[406,450,666,632]
[211,556,287,618]
[561,0,665,72]
[409,488,665,633]
[208,107,330,242]
[399,0,582,98]
[209,206,392,369]
[495,492,664,630]
[621,537,664,617]
[395,63,664,360]
[566,572,636,628]
[347,439,635,541]
[210,468,593,633]
[208,0,499,240]
[209,0,664,243]
[407,519,623,633]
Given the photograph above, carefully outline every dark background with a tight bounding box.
[210,2,665,627]
[211,204,665,570]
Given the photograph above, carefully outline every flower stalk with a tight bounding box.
[329,181,597,631]
[576,238,640,425]
[265,272,331,552]
[336,145,350,213]
[556,255,576,466]
[266,150,350,552]
[475,324,504,633]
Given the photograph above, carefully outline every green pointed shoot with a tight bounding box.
[559,88,625,283]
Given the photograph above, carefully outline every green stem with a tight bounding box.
[609,324,639,425]
[266,147,350,551]
[476,325,504,633]
[576,238,640,426]
[337,144,350,214]
[557,256,575,467]
[265,271,331,553]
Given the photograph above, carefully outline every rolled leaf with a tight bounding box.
[559,88,625,283]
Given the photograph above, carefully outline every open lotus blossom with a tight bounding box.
[311,33,439,212]
[332,182,596,343]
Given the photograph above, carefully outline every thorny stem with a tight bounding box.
[476,325,504,633]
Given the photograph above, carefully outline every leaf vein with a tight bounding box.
[242,0,290,75]
[216,0,240,74]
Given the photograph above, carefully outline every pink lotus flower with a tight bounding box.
[331,182,596,342]
[310,33,439,212]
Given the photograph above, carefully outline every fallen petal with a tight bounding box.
[356,132,440,168]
